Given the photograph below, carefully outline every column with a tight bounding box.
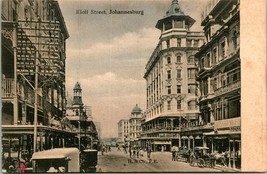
[188,139,190,149]
[13,26,18,125]
[178,134,181,148]
[233,140,236,169]
[208,77,211,94]
[202,136,207,147]
[211,138,214,152]
[192,137,195,150]
[170,118,174,130]
[228,139,231,167]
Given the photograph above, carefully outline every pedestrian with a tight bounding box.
[171,147,176,161]
[147,145,152,159]
[129,147,132,158]
[101,145,105,155]
[19,159,27,173]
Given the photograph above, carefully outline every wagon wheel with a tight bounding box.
[189,156,196,167]
[197,158,205,167]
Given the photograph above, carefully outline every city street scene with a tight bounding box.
[1,0,241,173]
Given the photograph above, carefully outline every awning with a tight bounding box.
[204,130,241,136]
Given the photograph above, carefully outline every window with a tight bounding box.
[167,57,171,64]
[188,100,196,110]
[187,55,194,64]
[186,39,192,47]
[220,41,225,59]
[206,53,210,67]
[165,21,172,30]
[177,99,181,110]
[201,58,204,68]
[193,40,199,47]
[177,38,181,47]
[167,86,172,94]
[188,69,195,79]
[167,101,171,110]
[177,56,181,63]
[174,20,183,28]
[212,48,217,65]
[177,69,181,79]
[188,85,196,94]
[167,70,171,79]
[177,85,181,93]
[166,40,170,48]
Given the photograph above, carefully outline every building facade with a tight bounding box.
[1,0,76,171]
[129,104,142,146]
[117,104,142,146]
[66,82,99,150]
[195,0,241,169]
[117,119,129,143]
[141,0,204,152]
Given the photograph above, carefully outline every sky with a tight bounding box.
[57,0,209,138]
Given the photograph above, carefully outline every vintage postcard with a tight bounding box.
[1,0,266,173]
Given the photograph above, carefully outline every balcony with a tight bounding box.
[214,80,240,96]
[2,78,14,98]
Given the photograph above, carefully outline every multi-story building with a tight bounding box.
[129,104,142,146]
[141,0,204,151]
[66,82,99,150]
[1,0,75,170]
[117,119,129,143]
[195,0,240,169]
[117,104,143,146]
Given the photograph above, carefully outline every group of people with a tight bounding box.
[3,157,29,173]
[100,144,111,155]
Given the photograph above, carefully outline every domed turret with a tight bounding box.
[131,104,142,115]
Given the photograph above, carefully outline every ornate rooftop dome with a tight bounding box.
[131,104,142,114]
[165,0,184,17]
[73,82,82,90]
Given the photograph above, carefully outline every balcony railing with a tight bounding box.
[214,80,240,96]
[2,78,14,98]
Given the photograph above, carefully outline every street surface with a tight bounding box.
[97,147,221,172]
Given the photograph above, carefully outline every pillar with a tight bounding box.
[211,137,214,152]
[233,139,236,169]
[192,137,195,150]
[202,136,207,147]
[178,134,181,148]
[13,25,18,125]
[188,139,190,149]
[228,139,231,167]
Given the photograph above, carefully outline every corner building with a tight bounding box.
[195,0,241,169]
[141,0,204,152]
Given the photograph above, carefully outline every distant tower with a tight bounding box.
[72,82,83,106]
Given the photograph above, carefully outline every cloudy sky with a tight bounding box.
[58,0,208,138]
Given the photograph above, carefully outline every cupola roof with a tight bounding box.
[131,104,142,114]
[73,82,82,90]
